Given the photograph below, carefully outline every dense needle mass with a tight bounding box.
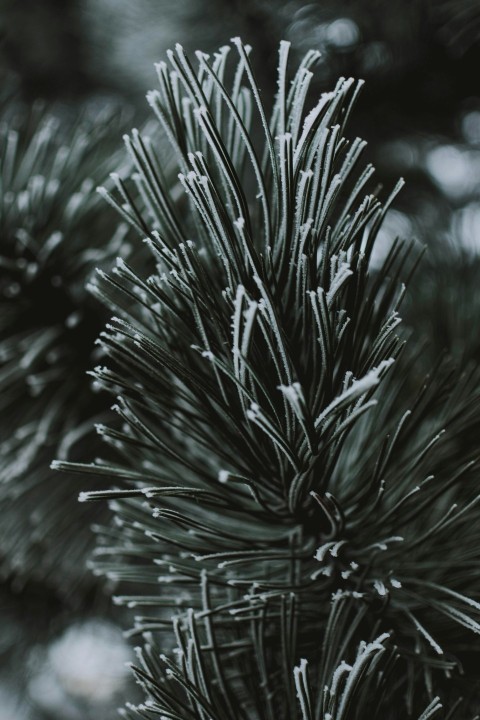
[56,41,480,718]
[0,101,130,589]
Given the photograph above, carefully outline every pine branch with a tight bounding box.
[58,40,480,717]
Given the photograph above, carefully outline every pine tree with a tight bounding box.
[57,41,480,718]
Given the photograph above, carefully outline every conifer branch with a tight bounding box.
[57,40,480,717]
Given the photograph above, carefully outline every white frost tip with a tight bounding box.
[314,541,335,562]
[146,90,157,106]
[373,580,387,597]
[193,105,208,119]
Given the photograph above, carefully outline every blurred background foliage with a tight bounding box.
[1,0,479,717]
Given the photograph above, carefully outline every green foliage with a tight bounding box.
[58,41,480,717]
[0,100,130,589]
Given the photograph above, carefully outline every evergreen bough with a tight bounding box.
[58,40,480,718]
